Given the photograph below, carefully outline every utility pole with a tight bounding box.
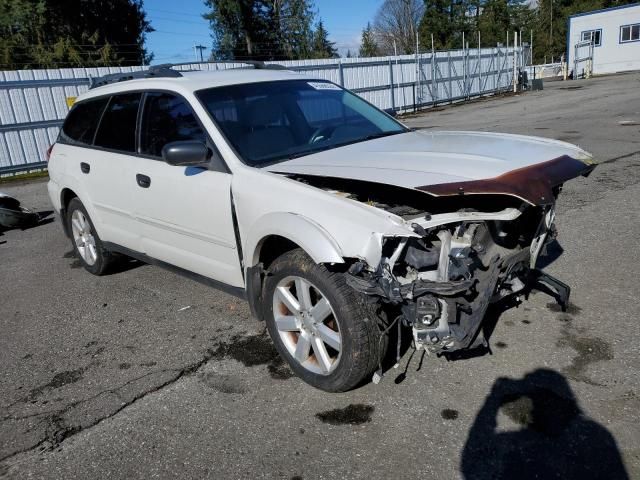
[193,44,207,62]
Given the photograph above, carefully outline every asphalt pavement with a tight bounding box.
[1,73,639,479]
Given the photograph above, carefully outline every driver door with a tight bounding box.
[128,91,243,288]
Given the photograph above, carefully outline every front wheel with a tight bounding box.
[263,249,381,392]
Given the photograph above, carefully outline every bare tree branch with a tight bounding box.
[373,0,424,55]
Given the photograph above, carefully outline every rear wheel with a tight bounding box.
[66,198,115,275]
[263,249,381,392]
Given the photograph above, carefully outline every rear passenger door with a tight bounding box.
[128,92,243,288]
[65,93,141,248]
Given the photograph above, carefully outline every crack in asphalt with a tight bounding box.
[0,348,218,465]
[599,149,640,164]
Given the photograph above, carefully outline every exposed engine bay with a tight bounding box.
[285,173,572,355]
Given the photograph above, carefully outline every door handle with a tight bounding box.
[136,174,151,188]
[80,162,90,174]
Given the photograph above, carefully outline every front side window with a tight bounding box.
[196,80,406,167]
[581,29,602,46]
[61,98,108,145]
[140,92,207,157]
[94,93,141,153]
[620,24,640,43]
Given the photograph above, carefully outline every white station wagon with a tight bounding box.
[47,64,595,391]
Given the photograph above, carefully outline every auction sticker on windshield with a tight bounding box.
[308,82,342,90]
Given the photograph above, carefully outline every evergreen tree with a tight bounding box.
[417,0,638,64]
[0,0,153,69]
[359,22,380,57]
[419,0,461,49]
[204,0,317,61]
[479,0,511,46]
[311,19,338,58]
[280,0,315,59]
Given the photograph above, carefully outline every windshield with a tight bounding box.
[196,80,406,166]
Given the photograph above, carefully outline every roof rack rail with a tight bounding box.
[88,60,287,89]
[89,64,182,89]
[167,60,287,70]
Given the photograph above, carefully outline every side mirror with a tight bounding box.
[162,141,209,167]
[384,108,398,118]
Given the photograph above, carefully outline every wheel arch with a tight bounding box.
[245,212,345,269]
[59,188,79,238]
[244,213,345,323]
[60,187,78,210]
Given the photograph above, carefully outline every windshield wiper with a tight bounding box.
[285,130,405,161]
[287,145,334,160]
[361,130,404,141]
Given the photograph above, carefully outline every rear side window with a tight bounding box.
[94,93,141,152]
[140,93,207,157]
[62,98,108,145]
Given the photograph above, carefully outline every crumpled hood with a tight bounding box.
[267,130,594,205]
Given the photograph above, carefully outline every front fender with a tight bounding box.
[245,212,345,267]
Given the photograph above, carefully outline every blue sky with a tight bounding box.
[145,0,383,64]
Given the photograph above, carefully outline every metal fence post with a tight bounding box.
[477,32,481,95]
[338,60,344,86]
[388,59,395,111]
[462,32,466,99]
[495,47,499,92]
[448,51,453,104]
[431,35,437,106]
[513,31,518,93]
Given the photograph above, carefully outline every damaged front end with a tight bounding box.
[280,154,593,356]
[346,203,569,355]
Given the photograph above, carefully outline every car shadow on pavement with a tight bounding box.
[390,297,520,385]
[439,297,520,363]
[536,240,564,269]
[107,256,145,274]
[460,368,629,480]
[536,239,565,269]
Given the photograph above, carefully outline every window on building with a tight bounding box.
[581,29,602,46]
[620,24,640,43]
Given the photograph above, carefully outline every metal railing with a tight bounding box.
[573,40,594,79]
[0,46,525,175]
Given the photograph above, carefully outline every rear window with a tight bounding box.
[94,93,141,152]
[61,98,108,145]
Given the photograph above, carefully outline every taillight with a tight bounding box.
[46,144,54,162]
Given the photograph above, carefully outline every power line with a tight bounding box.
[150,15,208,26]
[152,29,211,38]
[146,7,206,18]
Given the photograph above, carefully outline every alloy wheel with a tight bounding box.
[70,209,97,266]
[272,275,342,375]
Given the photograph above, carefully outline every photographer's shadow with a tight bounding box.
[461,369,628,480]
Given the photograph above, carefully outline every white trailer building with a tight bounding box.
[567,3,640,76]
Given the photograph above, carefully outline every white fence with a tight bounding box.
[0,46,525,175]
[525,62,563,79]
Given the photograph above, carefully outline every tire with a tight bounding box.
[263,249,382,392]
[66,198,115,275]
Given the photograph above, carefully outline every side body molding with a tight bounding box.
[244,212,345,267]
